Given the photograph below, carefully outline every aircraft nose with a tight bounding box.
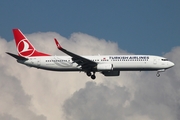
[169,61,175,67]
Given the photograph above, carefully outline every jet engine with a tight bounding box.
[97,64,113,71]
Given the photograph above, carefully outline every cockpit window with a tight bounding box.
[161,59,168,61]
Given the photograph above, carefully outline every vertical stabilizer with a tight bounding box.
[13,29,50,57]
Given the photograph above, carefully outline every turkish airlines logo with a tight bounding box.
[17,39,35,57]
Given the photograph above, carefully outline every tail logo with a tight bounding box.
[17,39,35,57]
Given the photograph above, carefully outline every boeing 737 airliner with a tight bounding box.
[7,29,174,79]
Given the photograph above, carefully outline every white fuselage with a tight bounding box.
[17,55,174,72]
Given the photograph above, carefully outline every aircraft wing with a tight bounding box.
[54,39,97,69]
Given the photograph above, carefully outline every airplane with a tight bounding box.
[6,29,174,80]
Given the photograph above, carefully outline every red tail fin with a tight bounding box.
[13,29,50,57]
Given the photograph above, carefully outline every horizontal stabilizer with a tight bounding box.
[6,52,28,60]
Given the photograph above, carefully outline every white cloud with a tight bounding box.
[0,31,179,120]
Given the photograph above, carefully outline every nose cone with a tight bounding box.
[169,61,175,68]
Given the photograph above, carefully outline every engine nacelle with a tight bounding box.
[97,64,113,71]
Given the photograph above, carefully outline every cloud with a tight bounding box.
[0,31,180,120]
[0,113,18,120]
[63,82,130,120]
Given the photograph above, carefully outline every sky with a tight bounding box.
[1,0,180,55]
[1,1,180,120]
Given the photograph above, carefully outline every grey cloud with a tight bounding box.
[129,76,180,120]
[63,82,130,120]
[0,113,19,120]
[0,63,47,120]
[63,75,180,120]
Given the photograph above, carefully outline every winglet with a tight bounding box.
[54,38,63,50]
